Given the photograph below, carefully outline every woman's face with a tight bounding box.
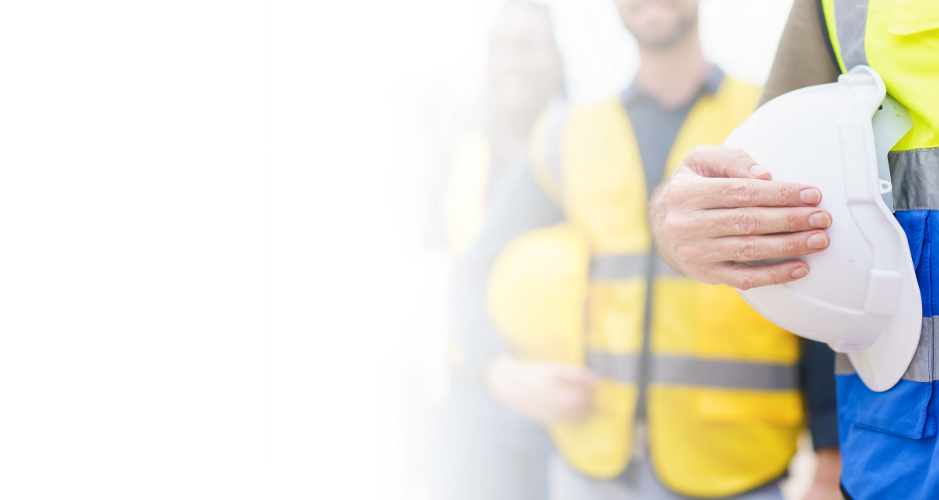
[486,6,563,119]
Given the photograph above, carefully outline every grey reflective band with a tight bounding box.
[836,317,938,383]
[889,148,939,211]
[587,351,640,383]
[901,316,936,383]
[833,0,869,70]
[651,356,799,390]
[590,254,650,280]
[543,104,569,186]
[589,253,686,280]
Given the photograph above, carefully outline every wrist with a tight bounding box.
[812,447,842,487]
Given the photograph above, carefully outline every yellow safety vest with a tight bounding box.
[486,77,804,498]
[441,131,495,369]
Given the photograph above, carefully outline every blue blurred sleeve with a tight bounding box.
[448,159,564,385]
[800,338,840,450]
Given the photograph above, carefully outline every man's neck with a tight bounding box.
[634,24,712,109]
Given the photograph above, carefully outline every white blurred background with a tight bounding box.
[382,0,828,500]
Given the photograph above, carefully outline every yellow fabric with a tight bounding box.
[822,0,939,150]
[586,280,647,355]
[486,76,802,497]
[867,0,939,151]
[551,381,637,479]
[887,0,939,36]
[443,132,491,256]
[648,387,802,498]
[561,98,650,255]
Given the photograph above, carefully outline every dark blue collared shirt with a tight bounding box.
[448,68,839,466]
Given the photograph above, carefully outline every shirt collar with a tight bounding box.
[620,65,725,107]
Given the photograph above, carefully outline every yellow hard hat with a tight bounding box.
[486,223,591,365]
[486,223,633,479]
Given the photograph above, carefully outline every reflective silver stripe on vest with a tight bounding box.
[587,351,640,383]
[590,254,650,281]
[589,252,685,280]
[890,148,939,211]
[833,0,869,70]
[835,317,937,383]
[543,104,569,186]
[651,356,799,390]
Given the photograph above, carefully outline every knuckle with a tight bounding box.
[784,235,803,255]
[733,237,759,261]
[732,210,759,235]
[775,186,794,206]
[727,181,756,205]
[733,276,756,291]
[785,210,801,232]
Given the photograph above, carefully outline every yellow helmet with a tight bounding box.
[486,222,634,479]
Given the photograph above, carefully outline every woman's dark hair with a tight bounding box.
[502,0,568,99]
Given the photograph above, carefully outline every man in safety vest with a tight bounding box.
[646,0,939,499]
[451,0,843,499]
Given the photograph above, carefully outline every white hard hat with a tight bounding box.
[723,66,921,392]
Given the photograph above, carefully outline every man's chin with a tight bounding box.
[633,19,694,50]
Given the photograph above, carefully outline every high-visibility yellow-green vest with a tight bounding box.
[486,77,804,498]
[819,2,939,498]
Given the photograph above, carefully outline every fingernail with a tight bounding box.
[791,267,809,279]
[749,164,769,177]
[807,232,829,249]
[800,188,821,205]
[808,212,831,229]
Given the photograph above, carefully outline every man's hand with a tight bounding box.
[803,447,843,500]
[485,354,599,426]
[649,146,833,290]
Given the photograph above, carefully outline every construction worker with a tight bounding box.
[450,0,842,499]
[426,3,564,500]
[646,0,939,499]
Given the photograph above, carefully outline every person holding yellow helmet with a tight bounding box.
[450,0,843,499]
[646,0,939,499]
